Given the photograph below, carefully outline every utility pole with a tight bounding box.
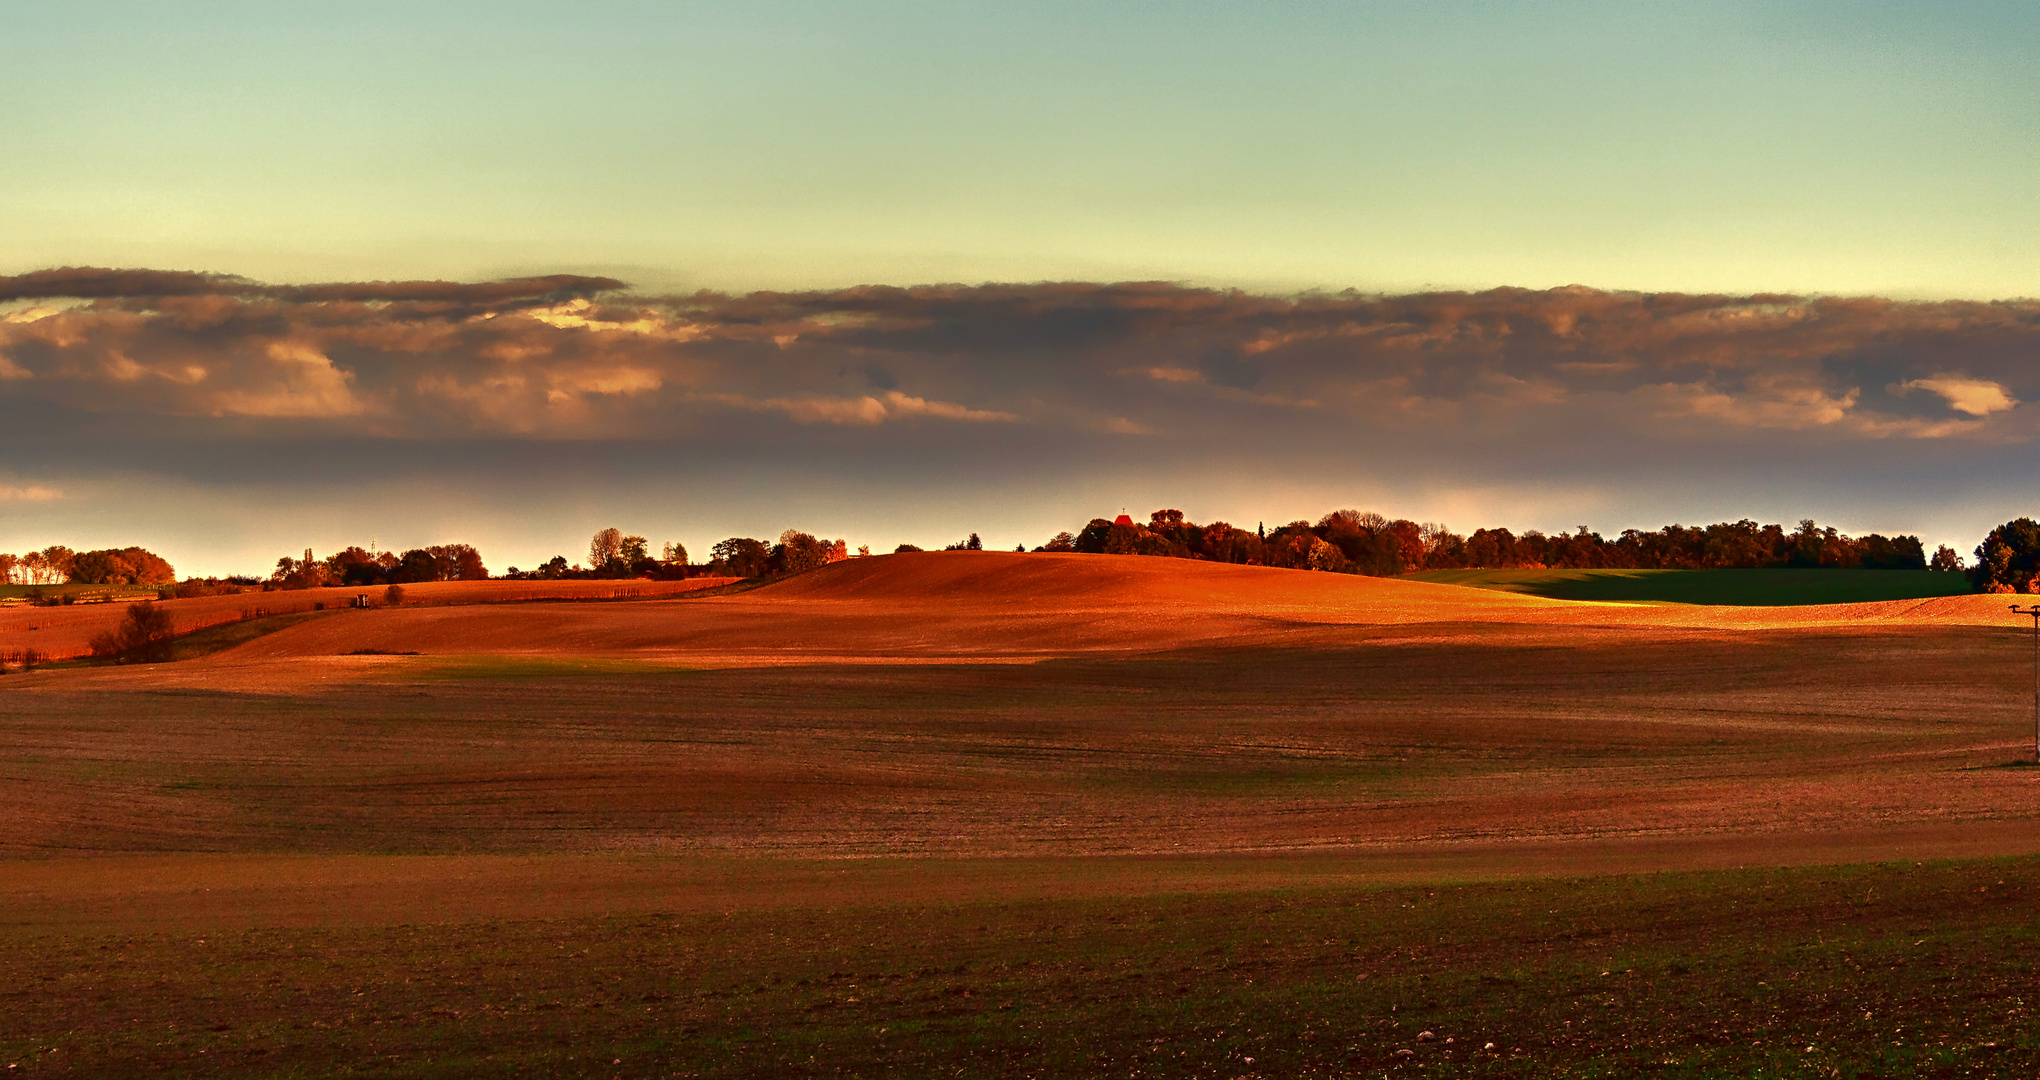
[2010,605,2040,763]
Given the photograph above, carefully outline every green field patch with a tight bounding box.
[0,582,162,603]
[167,609,337,661]
[1406,567,1975,606]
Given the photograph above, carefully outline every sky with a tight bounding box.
[2,1,2038,575]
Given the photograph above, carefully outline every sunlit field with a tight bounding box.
[3,553,2037,1076]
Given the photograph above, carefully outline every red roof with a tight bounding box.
[1113,514,1135,526]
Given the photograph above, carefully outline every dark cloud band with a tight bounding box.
[0,267,625,305]
[1,272,2034,451]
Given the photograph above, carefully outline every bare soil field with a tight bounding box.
[0,576,738,661]
[3,551,2038,1075]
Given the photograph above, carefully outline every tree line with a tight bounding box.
[22,509,2036,604]
[1026,510,1954,576]
[0,546,175,586]
[265,544,488,590]
[250,513,1964,592]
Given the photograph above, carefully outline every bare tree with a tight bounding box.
[589,528,624,571]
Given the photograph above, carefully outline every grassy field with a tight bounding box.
[1405,567,1977,606]
[0,581,161,602]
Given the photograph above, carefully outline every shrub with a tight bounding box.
[385,584,406,606]
[88,602,177,664]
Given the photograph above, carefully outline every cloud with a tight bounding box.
[275,275,624,305]
[1895,376,2018,417]
[0,484,61,501]
[206,342,365,418]
[730,390,1018,426]
[0,267,260,301]
[1650,378,1860,430]
[3,271,2039,458]
[0,266,623,305]
[1126,366,1204,383]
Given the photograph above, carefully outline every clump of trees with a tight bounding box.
[704,530,848,578]
[166,576,258,599]
[501,529,697,580]
[1038,509,1933,576]
[1973,519,2040,592]
[265,544,487,590]
[0,545,175,585]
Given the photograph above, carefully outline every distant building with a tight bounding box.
[1113,514,1135,526]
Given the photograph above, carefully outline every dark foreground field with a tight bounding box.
[3,857,2036,1077]
[3,555,2039,1075]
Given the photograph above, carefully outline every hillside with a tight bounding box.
[44,552,2021,678]
[12,553,2035,673]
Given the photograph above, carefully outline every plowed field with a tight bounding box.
[4,552,2037,1076]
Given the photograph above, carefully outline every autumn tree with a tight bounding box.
[1200,522,1262,564]
[776,530,831,573]
[325,546,389,586]
[1973,518,2040,593]
[19,546,74,584]
[711,537,771,578]
[1857,534,1926,571]
[1460,528,1514,568]
[1263,522,1319,570]
[1306,537,1348,572]
[431,544,488,580]
[1419,524,1468,570]
[67,549,130,585]
[1930,544,1965,572]
[63,547,173,586]
[1073,519,1116,553]
[271,549,329,590]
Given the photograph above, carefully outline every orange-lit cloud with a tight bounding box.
[1895,376,2018,417]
